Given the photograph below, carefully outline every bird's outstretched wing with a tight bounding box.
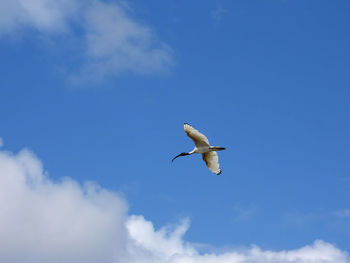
[184,123,210,148]
[202,151,221,175]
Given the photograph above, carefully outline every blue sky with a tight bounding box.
[0,0,350,262]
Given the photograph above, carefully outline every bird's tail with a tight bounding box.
[210,146,226,151]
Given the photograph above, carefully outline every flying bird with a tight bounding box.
[172,123,226,175]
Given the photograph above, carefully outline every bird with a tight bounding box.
[172,123,226,175]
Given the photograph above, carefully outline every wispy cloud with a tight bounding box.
[334,209,350,218]
[0,0,173,84]
[283,211,320,226]
[211,5,228,23]
[0,0,80,34]
[70,0,172,83]
[0,144,349,263]
[232,203,257,221]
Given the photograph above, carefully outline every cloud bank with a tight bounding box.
[0,0,172,82]
[0,145,349,263]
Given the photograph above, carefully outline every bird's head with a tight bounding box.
[171,152,190,162]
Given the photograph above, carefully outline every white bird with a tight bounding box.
[172,123,226,175]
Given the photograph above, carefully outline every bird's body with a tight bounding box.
[172,123,226,175]
[190,147,207,154]
[189,146,225,154]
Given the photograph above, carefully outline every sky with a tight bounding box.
[0,0,350,262]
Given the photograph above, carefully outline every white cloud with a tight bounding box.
[71,0,172,83]
[126,216,197,263]
[0,0,172,82]
[0,145,349,263]
[0,148,127,263]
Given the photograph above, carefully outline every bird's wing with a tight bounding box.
[184,123,210,148]
[202,151,222,175]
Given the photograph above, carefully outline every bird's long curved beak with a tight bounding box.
[171,152,189,162]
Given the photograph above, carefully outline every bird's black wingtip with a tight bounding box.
[216,170,222,175]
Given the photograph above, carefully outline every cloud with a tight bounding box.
[0,145,349,263]
[334,209,350,218]
[283,211,318,226]
[232,203,257,221]
[71,0,173,83]
[0,148,127,263]
[211,5,228,23]
[0,0,80,34]
[0,0,172,82]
